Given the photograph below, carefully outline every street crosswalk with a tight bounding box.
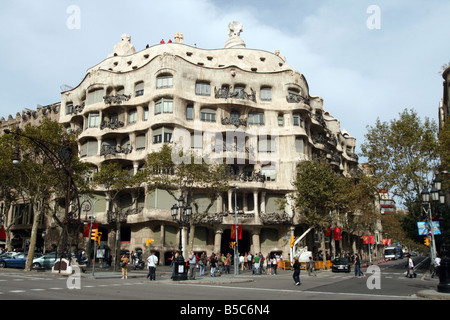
[0,272,143,296]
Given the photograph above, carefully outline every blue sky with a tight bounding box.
[1,0,449,156]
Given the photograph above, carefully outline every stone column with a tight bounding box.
[253,191,260,223]
[214,229,223,254]
[251,230,261,254]
[228,189,233,213]
[260,192,266,214]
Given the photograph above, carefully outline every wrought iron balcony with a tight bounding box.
[103,94,131,105]
[100,145,133,156]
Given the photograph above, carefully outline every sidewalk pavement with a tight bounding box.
[82,265,256,284]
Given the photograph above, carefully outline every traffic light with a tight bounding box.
[91,229,98,241]
[96,232,102,245]
[424,237,429,246]
[290,236,296,248]
[229,241,236,249]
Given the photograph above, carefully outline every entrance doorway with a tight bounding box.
[220,229,250,255]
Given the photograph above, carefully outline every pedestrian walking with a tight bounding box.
[240,254,245,271]
[188,251,197,280]
[354,253,364,278]
[271,256,278,275]
[266,254,272,275]
[308,256,317,276]
[146,250,158,281]
[170,251,177,279]
[406,256,416,278]
[252,253,261,274]
[120,254,129,279]
[209,253,217,277]
[247,252,252,271]
[293,257,301,285]
[199,252,207,276]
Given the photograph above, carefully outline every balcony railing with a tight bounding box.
[100,145,133,156]
[103,94,131,105]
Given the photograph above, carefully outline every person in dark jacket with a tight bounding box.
[293,257,301,285]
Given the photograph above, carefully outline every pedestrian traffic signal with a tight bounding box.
[424,237,429,246]
[290,236,295,248]
[91,229,98,241]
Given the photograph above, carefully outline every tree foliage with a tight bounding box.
[360,108,439,207]
[0,119,87,270]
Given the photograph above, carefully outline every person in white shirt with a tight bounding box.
[147,251,158,281]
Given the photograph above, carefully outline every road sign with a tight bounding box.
[417,221,441,236]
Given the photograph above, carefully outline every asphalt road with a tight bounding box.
[0,256,438,303]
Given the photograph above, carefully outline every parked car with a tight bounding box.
[0,253,27,269]
[0,252,21,259]
[331,257,351,273]
[32,252,75,269]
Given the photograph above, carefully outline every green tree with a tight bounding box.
[360,108,439,209]
[292,158,344,263]
[0,119,85,271]
[92,162,143,269]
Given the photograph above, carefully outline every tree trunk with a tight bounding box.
[321,231,327,269]
[24,203,42,271]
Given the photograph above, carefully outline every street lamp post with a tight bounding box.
[421,186,437,263]
[233,186,239,276]
[433,174,450,293]
[171,196,192,281]
[422,173,450,293]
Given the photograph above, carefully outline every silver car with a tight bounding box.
[32,252,74,269]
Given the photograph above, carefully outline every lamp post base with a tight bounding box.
[172,256,188,281]
[438,259,450,294]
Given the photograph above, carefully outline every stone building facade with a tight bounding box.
[1,23,361,263]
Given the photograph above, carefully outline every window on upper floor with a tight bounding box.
[128,109,137,124]
[186,104,194,120]
[86,88,104,105]
[155,98,173,115]
[200,108,216,122]
[135,81,144,97]
[191,132,203,149]
[261,87,272,101]
[153,127,173,144]
[143,107,149,121]
[80,139,98,157]
[87,113,100,128]
[278,114,284,127]
[196,82,210,96]
[295,137,305,153]
[136,134,146,151]
[258,137,276,153]
[248,112,264,125]
[156,75,173,89]
[261,165,276,181]
[66,104,74,115]
[293,113,304,128]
